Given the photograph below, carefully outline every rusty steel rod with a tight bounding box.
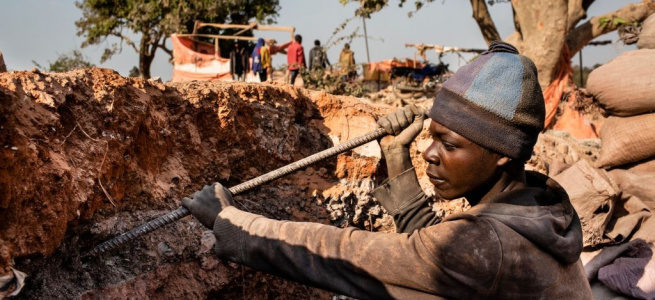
[87,127,388,256]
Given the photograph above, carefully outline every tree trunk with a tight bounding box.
[470,0,500,45]
[139,54,153,79]
[510,0,569,90]
[138,33,153,79]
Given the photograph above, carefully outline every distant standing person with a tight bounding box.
[339,43,356,81]
[286,34,306,85]
[251,38,268,82]
[229,41,248,81]
[0,50,6,72]
[309,40,330,71]
[260,40,272,82]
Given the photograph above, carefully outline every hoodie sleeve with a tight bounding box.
[212,206,501,299]
[371,168,441,233]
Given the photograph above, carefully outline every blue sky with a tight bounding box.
[0,0,638,81]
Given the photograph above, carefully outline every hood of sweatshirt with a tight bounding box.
[447,171,583,264]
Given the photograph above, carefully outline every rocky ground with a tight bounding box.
[0,68,603,299]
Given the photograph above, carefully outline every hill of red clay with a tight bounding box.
[0,67,597,299]
[0,67,403,299]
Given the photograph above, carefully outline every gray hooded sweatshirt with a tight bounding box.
[212,169,592,299]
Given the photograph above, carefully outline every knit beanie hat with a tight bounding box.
[429,41,545,161]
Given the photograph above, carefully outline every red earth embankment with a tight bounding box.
[0,68,403,298]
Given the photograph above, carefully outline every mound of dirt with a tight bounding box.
[0,67,400,299]
[0,67,600,299]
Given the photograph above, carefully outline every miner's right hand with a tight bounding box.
[377,104,426,178]
[182,183,235,229]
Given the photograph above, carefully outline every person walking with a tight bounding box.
[339,43,356,81]
[0,50,7,72]
[309,40,330,71]
[229,41,248,81]
[182,41,592,299]
[286,34,306,85]
[251,38,267,82]
[260,40,272,82]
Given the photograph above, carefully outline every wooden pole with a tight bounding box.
[404,43,485,54]
[579,50,584,88]
[232,23,257,36]
[362,16,371,64]
[177,33,260,42]
[191,21,296,42]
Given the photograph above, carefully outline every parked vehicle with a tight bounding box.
[391,56,449,100]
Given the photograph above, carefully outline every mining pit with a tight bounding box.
[0,67,641,299]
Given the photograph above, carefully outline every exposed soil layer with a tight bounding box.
[0,68,597,299]
[0,68,398,299]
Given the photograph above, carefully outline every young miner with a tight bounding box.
[182,41,592,299]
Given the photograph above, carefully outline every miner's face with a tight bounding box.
[422,120,504,200]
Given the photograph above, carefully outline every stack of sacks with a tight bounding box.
[587,44,655,172]
[555,159,654,299]
[637,13,655,50]
[573,20,655,298]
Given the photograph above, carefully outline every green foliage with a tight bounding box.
[342,0,432,18]
[75,0,280,77]
[32,50,95,72]
[342,0,508,18]
[323,16,383,55]
[598,16,638,29]
[301,67,369,97]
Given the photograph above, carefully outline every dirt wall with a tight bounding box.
[0,68,399,299]
[0,67,600,299]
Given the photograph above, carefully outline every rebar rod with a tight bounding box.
[87,127,387,256]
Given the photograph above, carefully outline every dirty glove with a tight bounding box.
[377,104,426,178]
[182,183,235,229]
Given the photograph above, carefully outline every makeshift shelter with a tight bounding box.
[171,21,294,82]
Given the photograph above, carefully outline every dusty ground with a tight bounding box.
[0,68,600,299]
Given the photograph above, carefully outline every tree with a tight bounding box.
[75,0,280,79]
[344,0,655,90]
[32,50,95,72]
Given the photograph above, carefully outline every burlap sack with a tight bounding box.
[623,156,655,172]
[586,50,655,117]
[596,114,655,168]
[608,169,655,211]
[554,159,619,248]
[637,13,655,50]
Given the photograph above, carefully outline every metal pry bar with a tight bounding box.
[87,127,388,256]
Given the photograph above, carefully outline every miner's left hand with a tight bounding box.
[182,183,235,229]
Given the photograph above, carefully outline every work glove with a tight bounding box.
[377,104,426,178]
[182,183,235,229]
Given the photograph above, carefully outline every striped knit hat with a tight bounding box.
[429,41,545,161]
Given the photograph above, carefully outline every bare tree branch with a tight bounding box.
[469,0,500,45]
[567,0,596,31]
[567,0,586,32]
[582,0,595,12]
[159,37,173,58]
[111,32,139,54]
[512,4,521,39]
[567,1,655,56]
[148,30,163,58]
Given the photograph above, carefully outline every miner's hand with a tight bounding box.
[377,104,426,178]
[182,183,235,229]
